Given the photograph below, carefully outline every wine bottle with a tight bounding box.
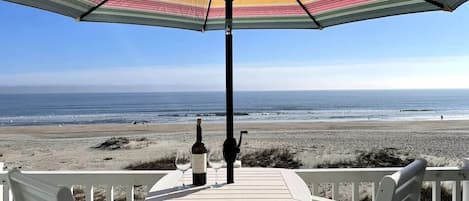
[192,118,207,186]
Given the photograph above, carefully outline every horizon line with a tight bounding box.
[1,87,469,95]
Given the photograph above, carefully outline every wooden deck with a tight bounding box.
[146,168,311,201]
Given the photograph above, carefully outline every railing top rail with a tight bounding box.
[2,167,468,186]
[1,170,174,176]
[1,167,462,174]
[1,170,174,187]
[295,167,469,183]
[294,166,462,173]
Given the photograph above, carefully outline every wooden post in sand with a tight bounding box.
[463,158,469,201]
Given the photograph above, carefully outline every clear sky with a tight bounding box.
[1,1,469,92]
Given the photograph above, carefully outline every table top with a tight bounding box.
[146,168,311,201]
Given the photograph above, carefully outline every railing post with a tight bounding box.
[462,158,469,201]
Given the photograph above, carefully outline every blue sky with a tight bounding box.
[1,1,469,92]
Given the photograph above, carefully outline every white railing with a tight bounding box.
[3,161,469,201]
[295,165,469,201]
[0,165,172,201]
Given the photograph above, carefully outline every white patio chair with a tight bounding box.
[7,169,74,201]
[376,159,427,201]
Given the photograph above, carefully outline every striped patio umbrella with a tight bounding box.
[5,0,468,30]
[5,0,468,183]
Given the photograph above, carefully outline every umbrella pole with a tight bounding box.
[223,0,235,184]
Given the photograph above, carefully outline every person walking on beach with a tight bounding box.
[441,115,444,120]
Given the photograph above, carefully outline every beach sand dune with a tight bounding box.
[1,120,468,170]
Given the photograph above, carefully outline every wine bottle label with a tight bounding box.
[192,153,207,174]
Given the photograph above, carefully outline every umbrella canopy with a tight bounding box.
[5,0,468,184]
[6,0,467,31]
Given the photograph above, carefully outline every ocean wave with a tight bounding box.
[0,119,131,126]
[2,109,469,126]
[158,112,249,117]
[328,115,364,119]
[400,109,434,112]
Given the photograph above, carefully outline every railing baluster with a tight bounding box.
[332,183,339,200]
[106,185,113,201]
[372,181,379,201]
[0,162,3,201]
[63,185,72,201]
[86,185,93,201]
[0,170,172,201]
[463,158,469,201]
[454,181,462,201]
[126,185,134,201]
[69,185,75,201]
[2,184,9,201]
[464,180,469,201]
[433,180,441,201]
[352,182,359,201]
[311,183,319,197]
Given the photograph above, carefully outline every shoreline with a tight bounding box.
[1,118,468,128]
[1,119,469,134]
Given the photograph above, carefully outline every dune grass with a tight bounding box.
[240,147,302,169]
[124,155,176,170]
[315,147,414,168]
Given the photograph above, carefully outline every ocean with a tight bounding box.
[1,90,469,126]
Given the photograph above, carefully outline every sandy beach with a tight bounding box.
[1,120,469,170]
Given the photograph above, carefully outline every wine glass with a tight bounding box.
[175,149,191,189]
[208,148,225,188]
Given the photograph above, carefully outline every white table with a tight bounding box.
[146,168,312,201]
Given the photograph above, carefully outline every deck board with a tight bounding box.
[146,168,311,201]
